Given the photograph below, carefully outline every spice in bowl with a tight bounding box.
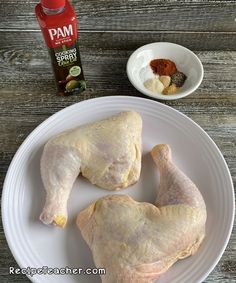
[144,58,187,95]
[144,77,165,93]
[171,71,187,87]
[150,59,177,76]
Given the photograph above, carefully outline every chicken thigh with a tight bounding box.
[40,111,142,227]
[77,144,207,283]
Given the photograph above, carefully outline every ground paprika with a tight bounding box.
[150,59,177,76]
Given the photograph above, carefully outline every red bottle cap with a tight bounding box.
[41,0,65,10]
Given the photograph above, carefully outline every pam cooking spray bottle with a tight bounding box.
[35,0,86,96]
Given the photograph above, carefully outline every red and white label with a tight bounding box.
[48,24,73,40]
[46,24,76,47]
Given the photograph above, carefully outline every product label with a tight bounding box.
[45,21,85,95]
[35,1,86,96]
[48,24,75,48]
[55,48,77,66]
[49,41,86,96]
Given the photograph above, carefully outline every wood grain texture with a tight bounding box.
[0,0,235,282]
[0,31,236,96]
[0,0,236,32]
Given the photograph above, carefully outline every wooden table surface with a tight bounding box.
[0,0,235,282]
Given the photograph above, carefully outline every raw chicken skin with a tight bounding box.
[77,144,207,283]
[40,111,142,227]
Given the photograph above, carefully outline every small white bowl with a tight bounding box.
[127,42,204,100]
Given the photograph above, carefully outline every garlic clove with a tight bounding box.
[159,76,171,88]
[144,78,164,93]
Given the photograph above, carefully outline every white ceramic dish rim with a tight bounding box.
[126,42,204,100]
[1,96,234,283]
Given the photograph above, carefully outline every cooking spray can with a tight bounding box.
[35,0,86,95]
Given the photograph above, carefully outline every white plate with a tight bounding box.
[2,96,234,283]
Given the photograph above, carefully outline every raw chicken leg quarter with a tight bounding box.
[77,144,207,283]
[40,111,142,227]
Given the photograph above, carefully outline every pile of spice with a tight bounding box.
[144,58,187,95]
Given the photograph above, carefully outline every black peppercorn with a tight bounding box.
[171,72,187,87]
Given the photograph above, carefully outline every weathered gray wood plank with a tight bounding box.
[0,31,236,98]
[0,0,236,32]
[1,29,236,52]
